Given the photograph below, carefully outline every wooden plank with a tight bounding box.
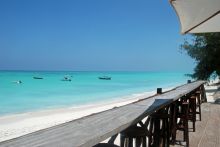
[188,103,210,147]
[0,81,206,147]
[172,103,220,147]
[198,104,220,147]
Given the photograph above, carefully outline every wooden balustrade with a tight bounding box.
[0,81,206,147]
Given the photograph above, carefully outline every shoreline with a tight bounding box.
[0,87,174,142]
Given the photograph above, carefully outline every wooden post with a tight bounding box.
[202,85,207,102]
[157,88,162,94]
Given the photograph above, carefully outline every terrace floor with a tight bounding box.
[173,102,220,147]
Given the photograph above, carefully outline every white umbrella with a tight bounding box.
[170,0,220,34]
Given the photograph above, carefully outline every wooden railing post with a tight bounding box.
[202,85,207,102]
[157,88,162,94]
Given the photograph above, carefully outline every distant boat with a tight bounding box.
[98,76,111,80]
[12,80,22,84]
[61,76,72,81]
[33,77,43,80]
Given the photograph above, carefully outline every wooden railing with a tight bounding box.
[0,81,206,147]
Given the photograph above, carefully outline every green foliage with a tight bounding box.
[181,33,220,80]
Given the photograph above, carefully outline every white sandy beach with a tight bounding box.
[0,89,171,142]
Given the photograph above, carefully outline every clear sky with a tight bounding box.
[0,0,194,72]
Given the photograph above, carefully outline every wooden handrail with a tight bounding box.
[0,81,206,147]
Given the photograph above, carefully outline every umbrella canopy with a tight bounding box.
[170,0,220,34]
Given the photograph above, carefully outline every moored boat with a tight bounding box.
[12,80,22,84]
[33,77,43,79]
[98,76,111,80]
[61,76,72,81]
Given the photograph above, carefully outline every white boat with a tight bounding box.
[12,80,22,84]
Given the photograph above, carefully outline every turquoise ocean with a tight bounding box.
[0,71,189,116]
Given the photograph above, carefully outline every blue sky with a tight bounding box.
[0,0,194,72]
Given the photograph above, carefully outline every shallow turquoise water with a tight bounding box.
[0,71,189,115]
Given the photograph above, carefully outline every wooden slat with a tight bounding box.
[0,81,206,147]
[172,103,220,147]
[197,103,220,147]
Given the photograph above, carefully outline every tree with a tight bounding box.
[181,33,220,80]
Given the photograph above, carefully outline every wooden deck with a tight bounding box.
[173,102,220,147]
[0,81,205,147]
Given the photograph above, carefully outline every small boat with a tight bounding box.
[12,80,22,84]
[98,76,111,80]
[61,76,72,81]
[33,77,43,79]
